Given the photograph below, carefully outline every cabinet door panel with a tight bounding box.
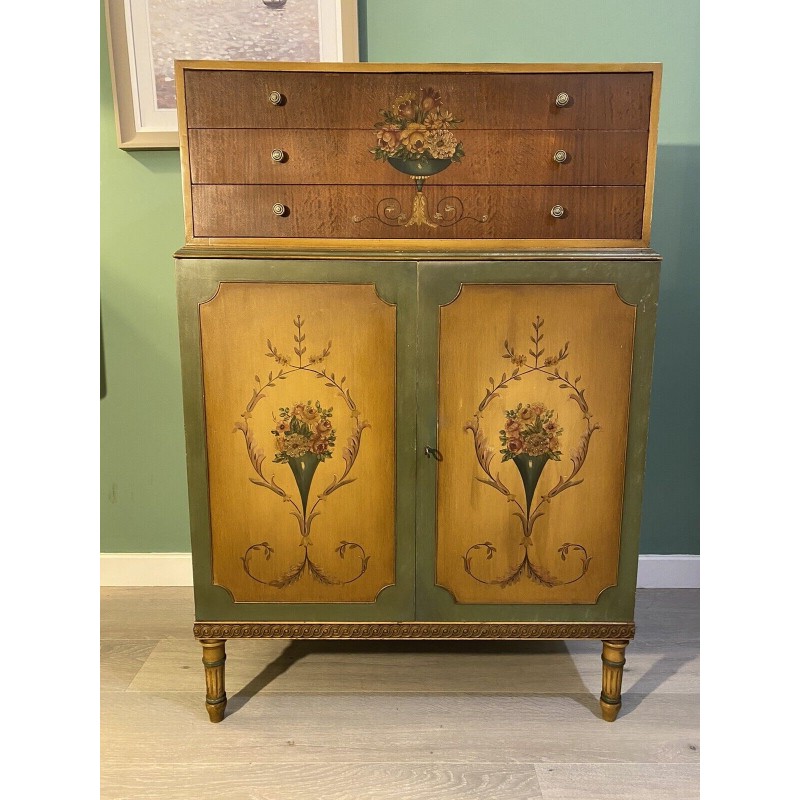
[437,283,633,604]
[416,261,659,622]
[177,260,417,621]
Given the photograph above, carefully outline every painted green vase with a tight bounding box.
[512,453,550,516]
[388,156,452,192]
[287,452,320,515]
[387,155,452,177]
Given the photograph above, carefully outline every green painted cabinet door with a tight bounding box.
[415,260,660,623]
[176,259,418,622]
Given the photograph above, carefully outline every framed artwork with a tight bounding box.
[104,0,360,150]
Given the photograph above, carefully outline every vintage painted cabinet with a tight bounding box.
[174,62,662,723]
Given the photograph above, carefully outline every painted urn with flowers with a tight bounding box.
[499,402,563,515]
[371,87,464,184]
[272,401,336,517]
[368,88,465,227]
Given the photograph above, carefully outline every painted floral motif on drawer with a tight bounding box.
[354,88,488,229]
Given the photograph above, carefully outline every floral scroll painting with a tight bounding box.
[198,282,396,603]
[436,284,637,605]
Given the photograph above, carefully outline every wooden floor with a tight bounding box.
[101,588,699,800]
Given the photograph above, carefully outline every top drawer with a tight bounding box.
[184,69,653,131]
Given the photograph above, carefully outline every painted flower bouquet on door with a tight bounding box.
[499,402,564,518]
[271,401,336,515]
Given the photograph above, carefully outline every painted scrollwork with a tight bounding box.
[463,316,600,587]
[235,316,371,587]
[353,194,489,228]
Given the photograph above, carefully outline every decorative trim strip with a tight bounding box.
[192,622,635,640]
[100,553,699,588]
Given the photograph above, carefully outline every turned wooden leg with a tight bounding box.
[600,639,628,722]
[200,639,227,723]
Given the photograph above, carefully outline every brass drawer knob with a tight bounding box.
[272,203,287,216]
[550,205,565,218]
[268,90,284,106]
[555,92,570,107]
[553,149,568,163]
[271,148,286,163]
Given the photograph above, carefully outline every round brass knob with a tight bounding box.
[268,90,284,106]
[272,203,287,216]
[550,205,565,219]
[555,92,570,107]
[271,148,286,162]
[553,149,568,163]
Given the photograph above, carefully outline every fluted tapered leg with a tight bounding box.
[599,639,628,722]
[200,639,227,723]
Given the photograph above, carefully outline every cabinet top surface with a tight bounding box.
[176,60,662,72]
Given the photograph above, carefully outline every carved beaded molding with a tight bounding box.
[193,622,635,640]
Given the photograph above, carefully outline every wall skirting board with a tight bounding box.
[100,553,699,589]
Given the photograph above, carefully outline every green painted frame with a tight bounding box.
[415,258,661,623]
[176,259,418,622]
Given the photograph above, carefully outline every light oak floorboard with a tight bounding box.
[100,587,195,640]
[101,691,699,766]
[100,640,160,691]
[534,763,700,799]
[101,763,544,800]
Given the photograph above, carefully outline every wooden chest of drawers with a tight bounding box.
[174,62,662,724]
[177,63,660,249]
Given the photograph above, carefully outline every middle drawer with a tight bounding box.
[188,129,649,187]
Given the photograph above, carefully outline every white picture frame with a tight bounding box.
[105,0,360,150]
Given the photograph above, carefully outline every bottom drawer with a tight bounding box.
[190,184,645,241]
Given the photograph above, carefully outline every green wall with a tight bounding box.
[100,0,699,554]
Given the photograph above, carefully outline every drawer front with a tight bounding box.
[189,129,649,187]
[184,69,653,131]
[191,184,645,240]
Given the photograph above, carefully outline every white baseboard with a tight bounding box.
[100,553,700,588]
[100,553,194,586]
[635,554,699,588]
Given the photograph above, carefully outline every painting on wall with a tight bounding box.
[105,0,359,149]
